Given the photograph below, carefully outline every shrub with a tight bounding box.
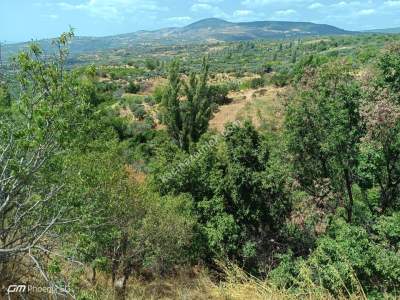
[270,71,290,87]
[131,103,147,120]
[144,96,156,106]
[145,58,159,71]
[153,84,166,103]
[126,81,141,94]
[241,77,266,90]
[208,84,231,105]
[270,218,400,296]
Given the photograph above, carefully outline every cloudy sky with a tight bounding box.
[1,0,400,42]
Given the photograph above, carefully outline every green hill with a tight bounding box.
[365,27,400,33]
[2,18,356,59]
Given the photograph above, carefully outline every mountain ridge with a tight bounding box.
[364,27,400,33]
[2,18,358,59]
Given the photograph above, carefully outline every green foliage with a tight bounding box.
[285,60,363,222]
[126,81,141,94]
[130,103,147,120]
[152,122,291,269]
[360,81,400,212]
[3,27,400,300]
[270,218,400,296]
[208,83,231,105]
[270,70,290,87]
[0,82,11,108]
[241,77,266,90]
[145,58,159,71]
[379,43,400,93]
[62,140,195,281]
[162,58,212,151]
[153,84,166,103]
[291,54,329,83]
[0,30,99,285]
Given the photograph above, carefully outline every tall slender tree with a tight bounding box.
[162,57,212,151]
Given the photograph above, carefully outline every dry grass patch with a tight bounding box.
[236,86,286,131]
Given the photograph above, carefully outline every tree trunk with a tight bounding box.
[92,266,96,284]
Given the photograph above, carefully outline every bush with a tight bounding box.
[145,58,159,71]
[126,81,141,94]
[241,77,266,90]
[208,84,231,105]
[135,193,196,274]
[144,96,156,106]
[153,84,166,103]
[105,111,135,140]
[270,218,400,296]
[130,103,147,120]
[270,71,290,87]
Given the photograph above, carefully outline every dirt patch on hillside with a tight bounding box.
[210,86,285,132]
[237,87,286,130]
[209,89,255,132]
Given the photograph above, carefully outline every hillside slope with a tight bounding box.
[3,18,355,59]
[365,27,400,33]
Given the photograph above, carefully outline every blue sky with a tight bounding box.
[1,0,400,42]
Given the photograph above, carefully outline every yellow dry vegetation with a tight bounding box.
[210,86,287,132]
[78,263,368,300]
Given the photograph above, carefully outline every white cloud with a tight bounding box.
[190,2,228,18]
[241,0,309,7]
[58,0,167,21]
[275,9,297,17]
[308,2,324,9]
[233,10,254,17]
[331,1,362,8]
[190,3,213,12]
[358,9,375,15]
[384,0,400,7]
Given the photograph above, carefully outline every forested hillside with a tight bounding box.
[0,30,400,299]
[2,18,354,60]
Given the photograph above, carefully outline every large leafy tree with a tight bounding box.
[0,31,95,291]
[379,43,400,94]
[153,122,290,269]
[285,60,364,223]
[358,45,400,212]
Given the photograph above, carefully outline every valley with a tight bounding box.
[1,13,400,300]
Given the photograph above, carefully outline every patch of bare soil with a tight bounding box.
[209,86,285,132]
[209,89,255,132]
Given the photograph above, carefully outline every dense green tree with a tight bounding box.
[162,58,212,151]
[357,47,400,212]
[152,122,291,269]
[285,60,364,222]
[360,89,400,212]
[379,43,400,94]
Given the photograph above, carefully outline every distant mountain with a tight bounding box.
[2,18,356,59]
[364,27,400,34]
